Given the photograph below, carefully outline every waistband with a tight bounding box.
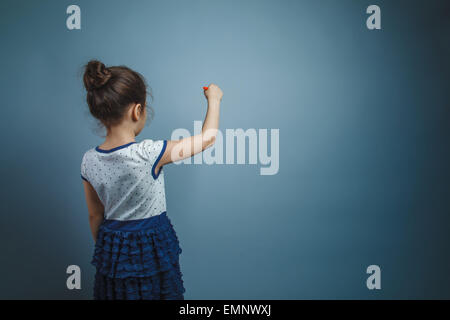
[101,211,168,232]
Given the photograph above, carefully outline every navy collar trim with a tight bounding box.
[95,141,136,153]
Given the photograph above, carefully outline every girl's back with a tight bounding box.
[81,140,167,221]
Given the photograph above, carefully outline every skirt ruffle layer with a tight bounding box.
[94,260,185,300]
[91,212,185,300]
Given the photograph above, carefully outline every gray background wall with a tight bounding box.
[0,0,449,299]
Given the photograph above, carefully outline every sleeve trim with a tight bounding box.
[81,174,89,182]
[151,140,167,180]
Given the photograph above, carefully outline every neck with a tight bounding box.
[102,125,136,148]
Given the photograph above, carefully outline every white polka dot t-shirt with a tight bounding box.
[80,140,167,221]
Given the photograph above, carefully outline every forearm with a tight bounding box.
[89,215,103,242]
[201,99,221,149]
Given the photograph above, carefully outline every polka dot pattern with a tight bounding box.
[81,139,167,221]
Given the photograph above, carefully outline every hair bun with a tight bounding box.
[83,60,112,91]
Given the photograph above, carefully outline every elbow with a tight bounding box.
[89,210,104,221]
[202,135,216,151]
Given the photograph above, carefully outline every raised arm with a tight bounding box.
[155,83,223,171]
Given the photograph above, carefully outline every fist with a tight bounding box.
[204,83,223,102]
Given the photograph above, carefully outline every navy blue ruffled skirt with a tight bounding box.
[91,212,185,300]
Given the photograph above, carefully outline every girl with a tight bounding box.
[80,60,223,300]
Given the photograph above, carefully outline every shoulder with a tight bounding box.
[134,140,168,177]
[135,139,167,159]
[81,148,96,161]
[136,139,155,148]
[81,148,97,167]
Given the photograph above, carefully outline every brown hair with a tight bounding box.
[82,60,152,127]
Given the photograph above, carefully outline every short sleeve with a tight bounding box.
[139,139,167,179]
[80,153,89,182]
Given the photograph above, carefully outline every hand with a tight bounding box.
[204,83,223,102]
